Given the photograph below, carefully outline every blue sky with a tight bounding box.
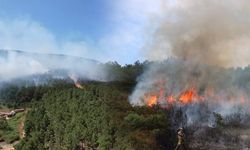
[0,0,112,39]
[0,0,167,64]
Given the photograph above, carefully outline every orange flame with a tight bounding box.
[143,81,249,107]
[179,89,199,104]
[145,95,157,107]
[75,82,84,89]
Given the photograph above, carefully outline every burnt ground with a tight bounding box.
[188,126,250,150]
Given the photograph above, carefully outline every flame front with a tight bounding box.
[144,88,202,107]
[146,95,157,107]
[179,89,199,104]
[143,81,248,107]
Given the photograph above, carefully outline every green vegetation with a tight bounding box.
[0,62,176,149]
[0,104,8,109]
[213,112,225,128]
[13,84,172,150]
[0,117,8,130]
[1,59,250,149]
[0,112,24,143]
[104,61,145,83]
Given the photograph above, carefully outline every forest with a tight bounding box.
[0,61,176,150]
[1,60,250,150]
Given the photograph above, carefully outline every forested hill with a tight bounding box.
[0,50,145,82]
[0,82,173,150]
[2,59,250,149]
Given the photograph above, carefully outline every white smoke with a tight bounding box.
[0,52,48,80]
[0,18,108,82]
[130,60,250,125]
[0,50,107,82]
[129,0,250,125]
[145,0,250,68]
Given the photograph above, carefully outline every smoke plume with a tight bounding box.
[146,0,250,68]
[130,0,250,125]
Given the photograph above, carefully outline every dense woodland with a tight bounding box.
[12,83,174,150]
[1,61,250,149]
[0,61,176,150]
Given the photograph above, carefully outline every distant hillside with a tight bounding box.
[0,49,107,82]
[0,49,99,64]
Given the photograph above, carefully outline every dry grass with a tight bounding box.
[188,126,250,149]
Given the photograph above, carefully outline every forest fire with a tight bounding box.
[179,89,201,104]
[143,82,202,107]
[145,95,157,106]
[167,95,176,105]
[69,75,84,89]
[75,82,84,89]
[143,83,247,108]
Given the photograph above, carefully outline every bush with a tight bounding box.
[213,112,225,128]
[0,118,9,130]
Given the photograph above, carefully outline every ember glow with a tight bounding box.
[167,95,176,105]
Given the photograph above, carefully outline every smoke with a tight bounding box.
[130,0,250,125]
[0,50,107,82]
[0,17,110,82]
[130,59,250,125]
[0,51,48,80]
[145,0,250,68]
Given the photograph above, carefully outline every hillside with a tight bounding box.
[0,82,173,150]
[0,49,105,82]
[1,59,250,149]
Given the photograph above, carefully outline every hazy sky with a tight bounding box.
[0,0,166,64]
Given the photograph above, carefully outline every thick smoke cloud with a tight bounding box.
[131,0,250,125]
[130,60,250,125]
[146,0,250,68]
